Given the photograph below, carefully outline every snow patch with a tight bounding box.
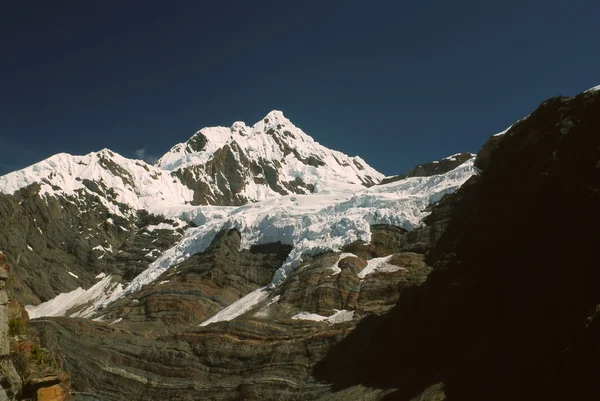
[253,295,281,318]
[358,255,402,278]
[68,271,79,279]
[493,125,512,137]
[329,253,358,275]
[25,275,124,319]
[199,287,271,326]
[291,312,327,322]
[292,309,355,324]
[146,222,179,232]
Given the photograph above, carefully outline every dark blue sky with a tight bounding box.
[1,1,599,176]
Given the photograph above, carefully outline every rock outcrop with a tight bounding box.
[0,252,71,401]
[0,253,20,400]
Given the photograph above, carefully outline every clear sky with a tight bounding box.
[1,0,599,176]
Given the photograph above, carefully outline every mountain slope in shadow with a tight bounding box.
[314,90,600,401]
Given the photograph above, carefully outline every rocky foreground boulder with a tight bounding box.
[0,253,70,401]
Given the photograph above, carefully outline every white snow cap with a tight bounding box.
[0,149,194,217]
[156,110,384,200]
[585,84,600,93]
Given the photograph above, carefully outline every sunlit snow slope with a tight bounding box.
[0,149,193,217]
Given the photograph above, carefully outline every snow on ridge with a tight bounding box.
[329,253,358,275]
[199,286,271,327]
[0,110,383,214]
[26,275,124,319]
[357,255,403,278]
[155,110,385,195]
[493,125,512,137]
[585,84,600,93]
[0,149,194,217]
[291,309,355,324]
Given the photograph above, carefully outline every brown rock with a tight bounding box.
[36,383,67,401]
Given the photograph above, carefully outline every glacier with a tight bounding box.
[26,158,477,319]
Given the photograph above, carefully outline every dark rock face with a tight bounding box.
[314,91,600,400]
[0,188,186,304]
[377,175,407,185]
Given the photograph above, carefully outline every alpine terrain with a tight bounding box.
[0,85,598,401]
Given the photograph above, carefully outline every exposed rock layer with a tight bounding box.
[31,222,435,400]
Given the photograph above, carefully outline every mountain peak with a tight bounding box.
[156,111,385,205]
[262,110,288,123]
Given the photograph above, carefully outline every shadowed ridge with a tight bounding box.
[314,90,600,401]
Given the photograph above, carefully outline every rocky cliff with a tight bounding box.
[0,253,20,400]
[0,252,70,401]
[313,90,600,400]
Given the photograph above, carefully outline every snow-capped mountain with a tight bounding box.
[0,110,477,320]
[11,86,600,401]
[0,149,194,218]
[158,110,384,205]
[24,159,476,319]
[0,111,382,213]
